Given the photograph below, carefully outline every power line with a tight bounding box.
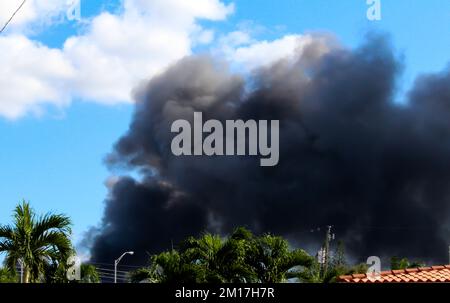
[86,261,144,268]
[95,267,129,274]
[0,0,27,34]
[99,275,127,279]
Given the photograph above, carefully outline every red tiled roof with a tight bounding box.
[338,265,450,283]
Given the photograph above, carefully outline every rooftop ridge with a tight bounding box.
[338,264,450,283]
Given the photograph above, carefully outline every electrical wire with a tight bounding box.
[86,261,143,268]
[0,0,27,34]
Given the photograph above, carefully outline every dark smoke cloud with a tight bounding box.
[89,33,450,265]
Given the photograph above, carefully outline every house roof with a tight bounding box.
[338,265,450,283]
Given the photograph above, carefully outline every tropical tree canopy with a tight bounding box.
[296,241,368,283]
[0,267,17,283]
[80,264,101,283]
[246,233,313,283]
[391,257,425,270]
[129,227,314,283]
[0,201,73,283]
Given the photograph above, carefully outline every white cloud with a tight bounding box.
[0,35,74,119]
[65,0,234,103]
[220,30,254,48]
[63,11,192,103]
[0,0,332,120]
[126,0,234,22]
[219,33,332,71]
[0,0,70,33]
[0,0,234,119]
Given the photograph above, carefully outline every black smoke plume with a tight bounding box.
[88,33,450,265]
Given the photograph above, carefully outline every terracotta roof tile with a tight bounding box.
[338,265,450,283]
[392,269,404,274]
[352,274,366,279]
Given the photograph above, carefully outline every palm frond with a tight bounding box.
[0,201,73,282]
[14,201,34,230]
[32,214,72,239]
[0,225,15,241]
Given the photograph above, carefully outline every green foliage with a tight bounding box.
[296,241,368,283]
[345,263,369,275]
[42,258,71,283]
[0,267,17,283]
[390,257,425,270]
[297,260,368,283]
[128,267,155,283]
[333,240,346,268]
[181,229,258,283]
[246,234,312,283]
[0,201,73,283]
[130,227,314,283]
[44,262,100,283]
[153,250,205,283]
[295,260,324,283]
[80,264,100,283]
[129,249,205,283]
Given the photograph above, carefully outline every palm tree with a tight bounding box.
[0,201,72,283]
[129,267,154,283]
[130,250,205,283]
[129,228,315,283]
[181,229,257,283]
[296,260,369,283]
[247,234,313,283]
[80,264,100,283]
[296,260,341,283]
[131,228,260,283]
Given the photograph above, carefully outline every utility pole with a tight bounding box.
[322,225,335,274]
[19,259,23,283]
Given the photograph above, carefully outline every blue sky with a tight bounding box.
[0,0,449,256]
